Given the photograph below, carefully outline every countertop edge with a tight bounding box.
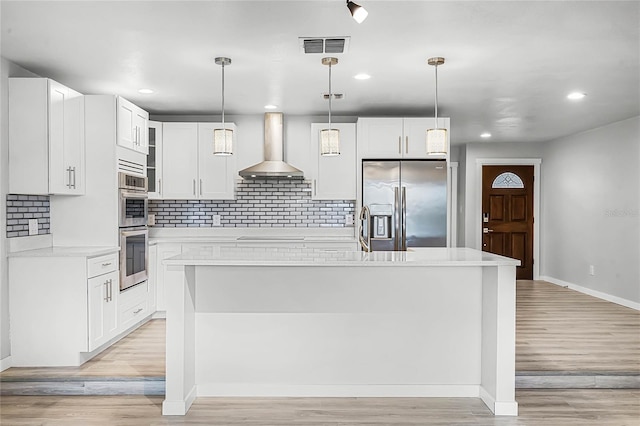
[7,246,120,258]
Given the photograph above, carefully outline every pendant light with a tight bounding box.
[320,57,340,156]
[213,57,233,156]
[426,57,447,155]
[346,1,368,23]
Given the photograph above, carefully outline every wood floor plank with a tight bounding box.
[516,280,640,373]
[2,280,638,383]
[1,391,639,425]
[1,319,166,380]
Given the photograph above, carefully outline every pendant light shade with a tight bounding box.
[214,57,233,156]
[321,57,340,156]
[346,1,368,23]
[426,57,448,155]
[320,129,340,156]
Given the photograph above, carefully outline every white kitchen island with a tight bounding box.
[162,247,520,417]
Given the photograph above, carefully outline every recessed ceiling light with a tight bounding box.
[480,132,492,138]
[354,73,371,80]
[138,88,154,94]
[264,104,278,110]
[567,92,586,100]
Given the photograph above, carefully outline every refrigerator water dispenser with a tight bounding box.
[369,204,393,239]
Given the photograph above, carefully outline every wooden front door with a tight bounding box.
[482,165,534,279]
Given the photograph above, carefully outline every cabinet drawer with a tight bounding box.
[119,281,148,309]
[120,299,148,326]
[87,253,118,278]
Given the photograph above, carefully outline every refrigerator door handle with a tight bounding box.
[358,206,371,252]
[402,186,407,250]
[394,187,400,251]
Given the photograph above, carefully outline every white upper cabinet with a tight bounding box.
[161,122,199,199]
[357,117,450,160]
[197,123,237,200]
[357,118,404,159]
[9,78,85,195]
[117,96,149,154]
[147,121,163,199]
[309,123,356,200]
[160,122,237,200]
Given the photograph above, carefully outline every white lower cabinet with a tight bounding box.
[119,282,150,331]
[8,250,152,367]
[87,270,119,352]
[148,244,158,313]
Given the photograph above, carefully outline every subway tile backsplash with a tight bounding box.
[6,195,51,238]
[149,179,355,228]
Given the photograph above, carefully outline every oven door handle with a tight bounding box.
[120,228,148,237]
[119,190,148,199]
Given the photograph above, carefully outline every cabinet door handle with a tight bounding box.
[102,262,112,267]
[108,279,113,302]
[133,308,143,314]
[313,180,317,197]
[158,179,162,195]
[398,136,401,154]
[71,167,76,189]
[66,167,73,188]
[405,136,409,154]
[199,179,203,196]
[104,281,109,302]
[193,179,196,196]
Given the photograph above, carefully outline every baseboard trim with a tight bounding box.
[197,383,480,398]
[0,356,12,372]
[479,386,518,416]
[162,385,197,415]
[540,276,640,311]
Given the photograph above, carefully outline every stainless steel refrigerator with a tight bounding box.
[361,160,447,251]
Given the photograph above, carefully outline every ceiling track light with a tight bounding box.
[346,1,368,24]
[426,57,447,156]
[320,57,340,156]
[213,57,233,156]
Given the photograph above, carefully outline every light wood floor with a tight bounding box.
[516,280,640,373]
[0,319,166,379]
[1,281,639,424]
[2,280,638,381]
[1,390,639,425]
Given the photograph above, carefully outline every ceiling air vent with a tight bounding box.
[299,37,350,54]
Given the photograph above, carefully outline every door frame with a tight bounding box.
[475,158,541,279]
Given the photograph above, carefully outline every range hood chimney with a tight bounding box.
[239,112,304,179]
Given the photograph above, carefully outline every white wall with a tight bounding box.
[0,57,40,362]
[541,116,640,304]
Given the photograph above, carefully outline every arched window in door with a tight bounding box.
[491,172,524,189]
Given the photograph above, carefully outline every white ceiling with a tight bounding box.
[1,1,639,145]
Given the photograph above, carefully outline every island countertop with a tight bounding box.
[164,246,520,267]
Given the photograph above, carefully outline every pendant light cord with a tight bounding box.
[221,62,226,130]
[434,64,439,128]
[328,62,333,131]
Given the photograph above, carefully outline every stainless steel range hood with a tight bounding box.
[239,112,304,179]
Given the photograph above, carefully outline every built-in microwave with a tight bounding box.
[118,172,148,228]
[120,226,148,291]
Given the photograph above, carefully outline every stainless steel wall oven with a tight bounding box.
[118,172,149,291]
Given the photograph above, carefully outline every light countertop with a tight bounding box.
[148,227,357,244]
[7,246,119,258]
[164,247,520,267]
